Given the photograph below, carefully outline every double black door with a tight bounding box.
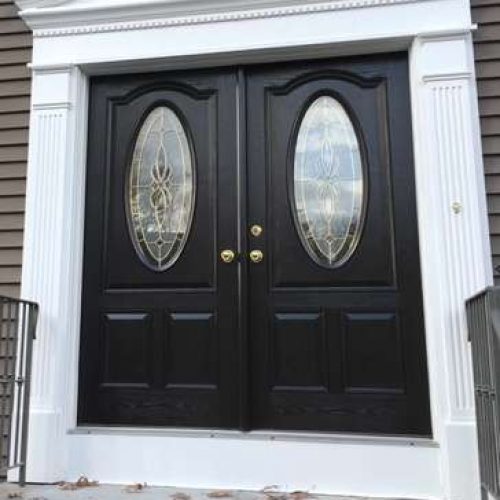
[79,53,431,436]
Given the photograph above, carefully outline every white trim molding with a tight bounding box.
[21,65,88,483]
[410,32,492,500]
[18,0,492,498]
[17,0,436,37]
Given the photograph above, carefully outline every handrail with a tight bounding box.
[467,288,500,500]
[0,296,38,486]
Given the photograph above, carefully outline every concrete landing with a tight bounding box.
[0,483,414,500]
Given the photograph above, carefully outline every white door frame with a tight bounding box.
[15,1,492,499]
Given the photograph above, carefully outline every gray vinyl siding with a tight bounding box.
[0,0,30,298]
[472,0,500,283]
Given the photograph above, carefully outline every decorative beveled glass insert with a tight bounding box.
[128,106,195,271]
[293,96,364,267]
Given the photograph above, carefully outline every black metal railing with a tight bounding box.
[467,287,500,500]
[0,296,38,486]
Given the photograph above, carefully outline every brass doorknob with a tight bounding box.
[249,250,264,263]
[250,225,263,237]
[220,249,236,264]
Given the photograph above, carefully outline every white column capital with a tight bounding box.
[413,31,474,81]
[30,64,77,109]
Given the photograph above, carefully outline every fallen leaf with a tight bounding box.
[264,495,287,500]
[58,475,99,490]
[171,492,191,500]
[260,486,280,494]
[207,491,233,498]
[124,483,147,493]
[57,482,78,491]
[289,492,313,500]
[76,475,99,488]
[260,488,287,500]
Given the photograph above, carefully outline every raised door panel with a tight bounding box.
[165,312,217,389]
[265,71,394,289]
[100,312,153,388]
[106,85,216,290]
[271,312,328,391]
[342,312,405,394]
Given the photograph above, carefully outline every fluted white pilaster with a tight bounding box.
[21,66,88,482]
[410,33,493,500]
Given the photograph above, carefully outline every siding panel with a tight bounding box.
[0,48,31,65]
[0,231,23,248]
[0,80,31,97]
[0,64,30,81]
[471,5,500,22]
[0,145,28,162]
[0,19,29,35]
[484,156,500,174]
[0,162,25,179]
[0,196,24,213]
[0,113,29,129]
[0,96,30,113]
[0,4,18,17]
[0,2,29,298]
[0,129,28,146]
[474,0,500,5]
[472,0,500,283]
[474,42,500,61]
[481,117,500,135]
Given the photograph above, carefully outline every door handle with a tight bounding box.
[250,224,263,237]
[249,250,264,264]
[220,249,237,264]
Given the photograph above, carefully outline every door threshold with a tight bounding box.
[70,426,438,447]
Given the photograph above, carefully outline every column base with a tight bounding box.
[443,419,481,500]
[26,407,65,483]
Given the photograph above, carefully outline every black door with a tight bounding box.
[79,54,431,435]
[246,56,431,435]
[78,69,241,427]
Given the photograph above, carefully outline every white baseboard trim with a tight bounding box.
[58,431,443,499]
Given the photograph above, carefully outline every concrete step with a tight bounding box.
[0,483,424,500]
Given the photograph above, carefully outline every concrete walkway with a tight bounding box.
[0,482,412,500]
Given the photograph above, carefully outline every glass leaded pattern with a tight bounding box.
[293,96,364,268]
[128,106,195,271]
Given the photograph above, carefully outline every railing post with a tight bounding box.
[18,303,37,486]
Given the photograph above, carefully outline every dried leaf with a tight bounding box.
[57,482,78,491]
[289,491,313,500]
[76,475,99,488]
[260,488,287,500]
[207,491,233,498]
[171,492,191,500]
[124,483,147,493]
[58,475,99,490]
[264,495,288,500]
[260,486,280,494]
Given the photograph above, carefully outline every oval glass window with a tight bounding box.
[127,106,195,271]
[293,96,365,268]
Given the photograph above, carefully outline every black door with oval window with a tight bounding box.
[79,53,431,436]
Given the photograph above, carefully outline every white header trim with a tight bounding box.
[18,0,435,36]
